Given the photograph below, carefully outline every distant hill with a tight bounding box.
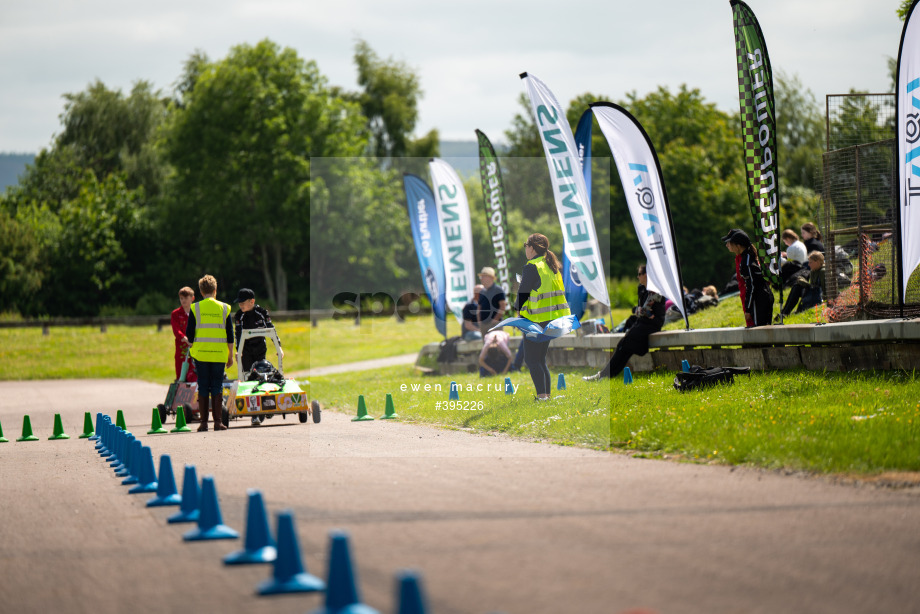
[0,143,496,192]
[0,153,34,192]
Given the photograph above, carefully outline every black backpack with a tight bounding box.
[437,336,462,363]
[673,365,751,392]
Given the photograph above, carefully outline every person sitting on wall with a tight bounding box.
[462,285,483,341]
[584,264,664,381]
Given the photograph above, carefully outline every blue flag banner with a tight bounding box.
[488,315,581,343]
[563,109,595,320]
[403,173,447,337]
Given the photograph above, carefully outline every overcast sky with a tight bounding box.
[0,0,904,153]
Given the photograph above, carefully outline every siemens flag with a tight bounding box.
[520,72,609,307]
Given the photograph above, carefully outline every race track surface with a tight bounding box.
[0,379,918,614]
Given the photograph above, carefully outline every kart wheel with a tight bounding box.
[157,404,168,424]
[298,411,308,424]
[221,407,230,428]
[312,400,321,424]
[183,405,193,424]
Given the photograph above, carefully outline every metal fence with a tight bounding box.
[820,93,920,320]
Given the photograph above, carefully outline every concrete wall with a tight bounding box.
[417,318,920,374]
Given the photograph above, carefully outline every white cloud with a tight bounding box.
[0,0,904,151]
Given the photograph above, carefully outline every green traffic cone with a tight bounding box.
[147,407,168,434]
[0,419,8,443]
[79,411,94,439]
[380,393,398,419]
[351,395,374,421]
[48,413,70,440]
[171,405,191,433]
[116,409,130,434]
[17,415,39,442]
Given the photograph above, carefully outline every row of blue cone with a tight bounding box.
[448,372,569,400]
[90,413,429,614]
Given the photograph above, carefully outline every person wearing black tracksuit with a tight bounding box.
[232,288,282,373]
[722,228,774,328]
[584,264,665,381]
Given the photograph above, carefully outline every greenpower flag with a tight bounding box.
[475,129,510,295]
[731,0,781,287]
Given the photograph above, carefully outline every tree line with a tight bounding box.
[1,37,834,317]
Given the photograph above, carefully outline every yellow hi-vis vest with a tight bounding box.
[189,297,231,363]
[520,256,571,322]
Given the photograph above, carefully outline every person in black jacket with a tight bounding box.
[722,228,774,327]
[800,222,826,255]
[233,288,283,375]
[584,264,665,381]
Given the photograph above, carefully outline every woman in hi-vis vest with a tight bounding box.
[513,233,571,400]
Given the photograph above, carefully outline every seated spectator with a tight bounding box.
[585,264,664,381]
[477,267,508,336]
[801,222,826,254]
[462,285,483,341]
[780,229,809,286]
[779,251,826,318]
[479,329,513,377]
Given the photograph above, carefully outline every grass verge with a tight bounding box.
[309,366,920,475]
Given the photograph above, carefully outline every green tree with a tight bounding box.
[31,173,150,316]
[0,201,57,315]
[163,39,367,310]
[57,79,168,196]
[899,0,914,20]
[775,71,825,190]
[352,40,438,161]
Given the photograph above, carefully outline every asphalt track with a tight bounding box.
[1,379,919,614]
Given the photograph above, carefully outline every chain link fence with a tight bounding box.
[820,93,920,320]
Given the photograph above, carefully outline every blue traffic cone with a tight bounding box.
[110,426,130,464]
[111,431,130,473]
[504,377,513,395]
[312,530,379,614]
[167,465,200,524]
[623,366,633,385]
[96,417,112,453]
[94,417,108,450]
[183,476,239,541]
[257,510,325,595]
[121,439,143,485]
[88,412,103,441]
[396,570,428,614]
[102,425,120,461]
[557,373,566,390]
[681,359,690,373]
[147,454,181,507]
[448,381,459,401]
[224,490,277,565]
[114,433,135,476]
[128,446,158,494]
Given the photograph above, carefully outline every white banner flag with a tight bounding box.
[520,72,610,306]
[898,1,920,301]
[591,102,686,322]
[429,158,476,326]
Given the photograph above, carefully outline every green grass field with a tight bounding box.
[309,365,920,474]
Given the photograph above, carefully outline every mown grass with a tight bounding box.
[0,315,441,382]
[308,365,920,474]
